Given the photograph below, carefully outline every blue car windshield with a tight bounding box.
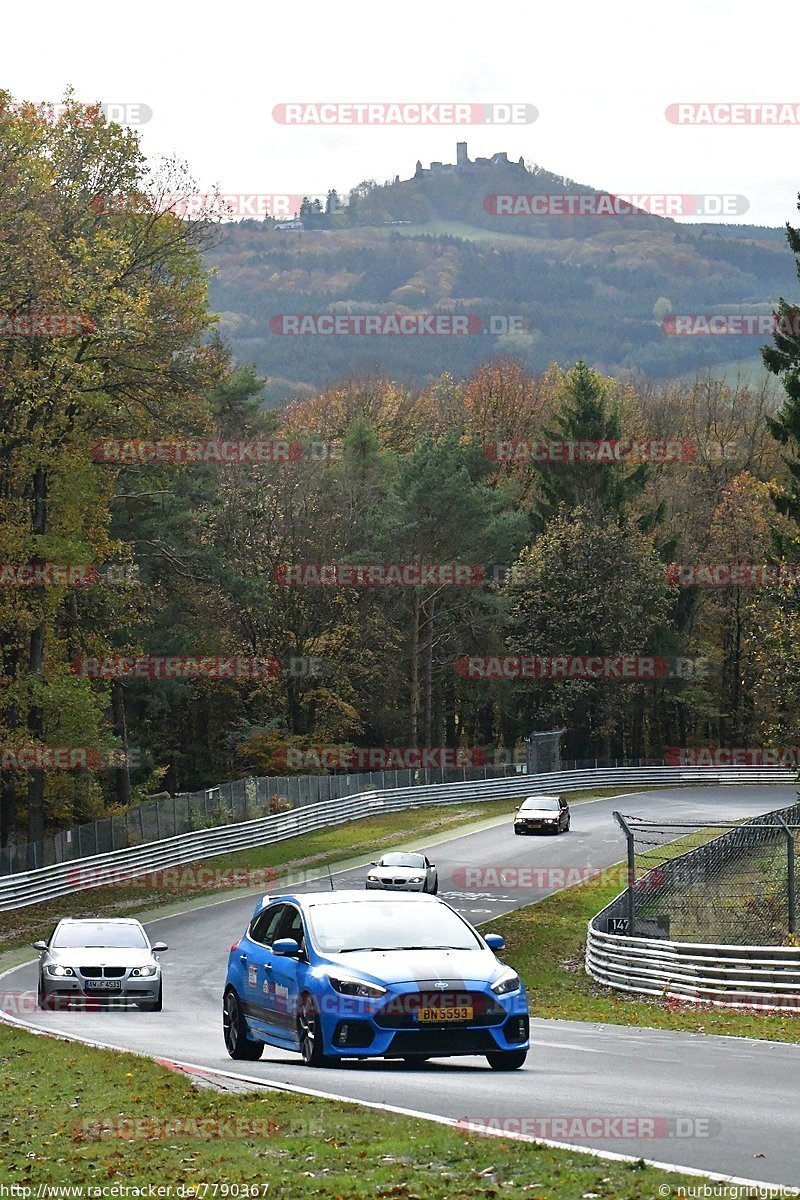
[307,901,481,953]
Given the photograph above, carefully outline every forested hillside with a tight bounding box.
[208,155,788,400]
[3,97,800,857]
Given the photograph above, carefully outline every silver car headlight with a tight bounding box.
[367,874,379,882]
[408,876,423,883]
[327,975,387,998]
[490,969,521,996]
[46,964,74,977]
[131,965,157,977]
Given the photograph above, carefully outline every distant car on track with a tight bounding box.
[33,917,167,1011]
[223,890,529,1070]
[365,851,438,893]
[513,794,570,835]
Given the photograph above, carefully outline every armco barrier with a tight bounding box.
[585,928,800,1009]
[0,766,795,912]
[585,795,800,1009]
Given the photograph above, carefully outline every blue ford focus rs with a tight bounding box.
[222,890,529,1069]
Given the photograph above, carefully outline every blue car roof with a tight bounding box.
[251,889,440,916]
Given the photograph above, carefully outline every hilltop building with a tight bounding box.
[414,141,526,179]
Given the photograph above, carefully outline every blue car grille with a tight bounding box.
[386,1028,499,1055]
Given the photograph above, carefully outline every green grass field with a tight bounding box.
[0,1023,713,1195]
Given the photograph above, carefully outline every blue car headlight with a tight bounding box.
[327,975,387,998]
[490,969,521,996]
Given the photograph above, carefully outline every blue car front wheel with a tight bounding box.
[486,1049,527,1070]
[298,994,335,1067]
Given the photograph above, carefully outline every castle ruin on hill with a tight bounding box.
[414,141,526,179]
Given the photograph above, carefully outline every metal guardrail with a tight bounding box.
[1,765,795,913]
[586,795,800,1009]
[2,762,526,875]
[585,928,800,1010]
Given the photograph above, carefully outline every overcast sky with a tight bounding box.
[4,0,798,227]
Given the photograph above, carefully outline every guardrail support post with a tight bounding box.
[612,810,635,935]
[777,815,796,936]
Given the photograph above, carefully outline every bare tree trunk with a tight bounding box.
[112,680,132,808]
[0,645,20,854]
[423,596,435,745]
[26,468,47,862]
[409,591,420,748]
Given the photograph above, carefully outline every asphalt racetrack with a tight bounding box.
[3,785,799,1185]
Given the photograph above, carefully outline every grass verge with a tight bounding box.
[0,1023,710,1195]
[0,788,646,955]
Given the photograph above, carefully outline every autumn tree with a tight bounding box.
[506,506,674,759]
[0,92,223,855]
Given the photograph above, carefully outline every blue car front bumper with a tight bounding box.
[313,980,530,1058]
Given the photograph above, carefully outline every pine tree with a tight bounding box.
[763,203,800,553]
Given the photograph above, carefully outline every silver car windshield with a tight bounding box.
[51,923,148,949]
[379,853,425,868]
[308,902,480,953]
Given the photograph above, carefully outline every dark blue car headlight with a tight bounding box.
[327,975,387,999]
[490,969,521,996]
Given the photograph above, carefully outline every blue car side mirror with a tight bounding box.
[272,937,300,957]
[484,933,505,951]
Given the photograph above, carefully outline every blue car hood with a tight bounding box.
[317,946,507,986]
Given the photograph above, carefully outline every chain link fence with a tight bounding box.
[0,754,671,876]
[610,800,800,946]
[0,760,533,875]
